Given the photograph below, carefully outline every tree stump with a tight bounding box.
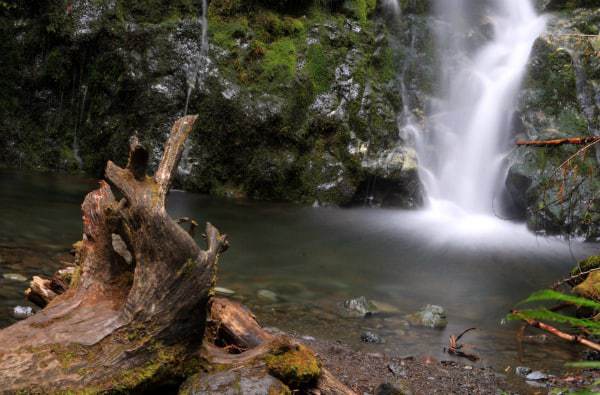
[0,116,354,394]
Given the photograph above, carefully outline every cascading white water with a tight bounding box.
[418,0,546,214]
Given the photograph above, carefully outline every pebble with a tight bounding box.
[3,273,28,282]
[525,371,548,381]
[12,306,34,319]
[257,289,278,302]
[361,331,384,344]
[515,366,532,377]
[301,335,316,341]
[214,286,235,296]
[388,363,407,377]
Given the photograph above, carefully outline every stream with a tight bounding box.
[1,170,598,383]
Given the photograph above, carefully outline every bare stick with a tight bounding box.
[516,136,600,147]
[512,310,600,352]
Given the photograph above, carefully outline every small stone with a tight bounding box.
[525,371,548,381]
[344,296,376,317]
[515,366,532,377]
[361,331,384,344]
[374,382,410,395]
[388,363,407,377]
[301,335,316,341]
[12,306,34,319]
[3,273,28,282]
[257,289,278,302]
[464,365,473,370]
[406,305,447,329]
[214,286,235,296]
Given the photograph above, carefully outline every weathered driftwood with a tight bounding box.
[0,116,354,394]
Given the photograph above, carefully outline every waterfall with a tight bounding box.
[183,0,209,116]
[180,0,209,176]
[415,0,546,215]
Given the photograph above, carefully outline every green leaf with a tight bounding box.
[518,289,600,310]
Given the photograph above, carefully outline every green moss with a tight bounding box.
[306,44,333,93]
[261,37,297,82]
[265,344,321,389]
[572,256,600,276]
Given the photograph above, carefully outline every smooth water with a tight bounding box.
[1,171,598,379]
[417,0,546,213]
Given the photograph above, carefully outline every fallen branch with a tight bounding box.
[516,136,600,147]
[552,268,600,290]
[511,310,600,352]
[445,328,479,362]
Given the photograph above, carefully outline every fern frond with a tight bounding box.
[518,289,600,310]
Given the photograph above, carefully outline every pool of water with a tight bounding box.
[0,170,598,380]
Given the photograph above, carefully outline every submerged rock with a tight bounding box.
[3,273,28,282]
[406,305,447,329]
[257,289,279,302]
[361,331,384,344]
[343,296,376,317]
[12,306,34,320]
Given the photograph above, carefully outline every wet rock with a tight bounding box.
[214,286,236,296]
[361,331,384,344]
[257,289,278,302]
[406,305,448,329]
[343,296,376,317]
[12,306,34,320]
[525,371,548,381]
[516,366,532,377]
[3,273,28,282]
[179,364,290,394]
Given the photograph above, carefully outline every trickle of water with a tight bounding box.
[180,0,209,176]
[419,0,546,214]
[183,0,209,116]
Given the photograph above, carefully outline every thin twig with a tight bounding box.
[552,268,600,290]
[511,310,600,352]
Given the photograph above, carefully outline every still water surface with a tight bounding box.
[0,170,598,378]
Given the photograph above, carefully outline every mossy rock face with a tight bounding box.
[508,5,600,238]
[265,344,321,390]
[0,0,429,207]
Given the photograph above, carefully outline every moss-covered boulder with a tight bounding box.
[506,5,600,238]
[265,344,321,390]
[574,271,600,301]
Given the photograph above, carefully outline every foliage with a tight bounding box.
[517,289,600,310]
